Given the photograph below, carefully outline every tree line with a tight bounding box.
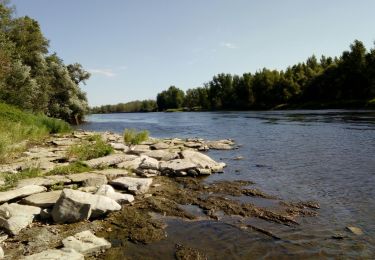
[90,100,157,114]
[0,1,90,123]
[156,40,375,111]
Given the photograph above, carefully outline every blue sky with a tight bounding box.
[12,0,375,106]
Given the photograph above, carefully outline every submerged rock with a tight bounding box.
[0,185,47,204]
[23,248,84,260]
[51,189,121,223]
[0,203,41,235]
[62,230,111,256]
[110,177,153,195]
[346,226,364,235]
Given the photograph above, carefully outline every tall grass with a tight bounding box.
[67,134,113,160]
[123,128,149,145]
[0,102,71,162]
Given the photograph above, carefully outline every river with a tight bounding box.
[80,110,375,259]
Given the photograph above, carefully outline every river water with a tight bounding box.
[80,110,375,259]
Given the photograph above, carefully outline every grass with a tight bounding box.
[0,167,43,191]
[47,161,92,175]
[67,134,113,160]
[123,129,149,145]
[0,102,71,162]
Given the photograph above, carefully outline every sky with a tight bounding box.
[11,0,375,106]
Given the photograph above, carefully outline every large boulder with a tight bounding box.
[117,157,142,170]
[62,230,111,256]
[0,185,47,204]
[51,189,121,223]
[139,156,160,170]
[23,248,84,260]
[0,203,41,235]
[21,191,62,208]
[181,150,226,173]
[95,185,134,203]
[110,177,153,195]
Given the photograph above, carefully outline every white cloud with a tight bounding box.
[88,68,116,77]
[220,42,238,49]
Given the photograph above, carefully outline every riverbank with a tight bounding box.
[0,130,323,259]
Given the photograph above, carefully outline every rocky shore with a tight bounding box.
[0,131,319,259]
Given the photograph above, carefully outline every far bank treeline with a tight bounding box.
[0,2,90,123]
[92,40,375,113]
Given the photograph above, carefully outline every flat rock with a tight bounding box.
[62,230,111,256]
[0,185,47,204]
[50,139,78,146]
[95,185,134,203]
[0,203,41,235]
[144,150,179,161]
[128,145,151,155]
[83,154,133,168]
[183,142,203,148]
[22,191,62,208]
[23,248,84,260]
[52,189,121,223]
[16,176,70,188]
[117,157,143,170]
[67,173,107,187]
[110,177,153,195]
[160,159,197,172]
[109,142,129,151]
[347,226,364,235]
[139,156,160,170]
[205,140,234,150]
[150,142,170,150]
[92,169,129,180]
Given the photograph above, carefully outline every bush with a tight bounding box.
[123,129,149,145]
[48,161,91,175]
[67,135,113,160]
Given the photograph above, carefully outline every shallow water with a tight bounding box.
[80,110,375,259]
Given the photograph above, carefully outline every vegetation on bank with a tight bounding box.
[0,102,71,162]
[123,129,149,145]
[0,1,90,123]
[67,135,114,161]
[90,100,157,114]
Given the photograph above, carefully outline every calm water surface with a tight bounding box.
[80,110,375,259]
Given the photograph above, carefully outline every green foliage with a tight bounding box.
[67,135,113,160]
[0,102,71,162]
[0,167,42,191]
[47,161,91,176]
[90,99,157,114]
[123,129,149,145]
[157,86,185,111]
[0,2,90,123]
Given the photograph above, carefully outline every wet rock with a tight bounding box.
[205,140,234,150]
[0,203,41,235]
[67,173,107,187]
[0,185,47,204]
[181,150,226,173]
[23,248,84,260]
[95,185,134,203]
[62,230,111,256]
[51,189,121,223]
[144,150,179,161]
[346,226,364,235]
[92,168,130,180]
[110,177,153,195]
[83,154,132,168]
[139,156,160,170]
[135,169,160,178]
[22,191,62,208]
[150,142,170,150]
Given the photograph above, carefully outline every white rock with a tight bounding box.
[0,203,41,235]
[109,142,129,151]
[128,145,150,155]
[52,189,121,223]
[139,156,160,170]
[0,185,47,204]
[0,246,3,259]
[93,169,129,180]
[110,177,153,195]
[95,185,134,203]
[144,150,179,161]
[62,230,111,256]
[23,248,84,260]
[150,142,170,150]
[117,157,143,170]
[67,173,107,187]
[181,150,226,172]
[159,159,196,172]
[22,191,62,208]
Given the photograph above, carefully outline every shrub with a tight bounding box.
[47,161,92,175]
[123,129,149,145]
[67,135,113,160]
